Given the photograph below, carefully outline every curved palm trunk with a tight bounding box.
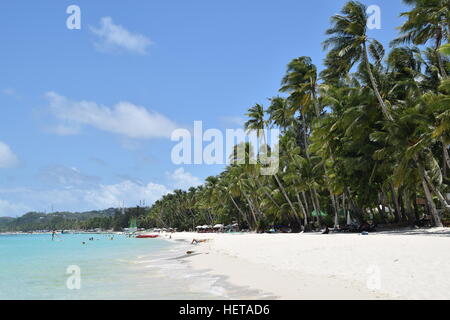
[363,43,393,121]
[274,174,300,221]
[228,192,246,222]
[256,179,280,209]
[422,168,450,210]
[312,188,322,224]
[390,184,402,223]
[402,190,415,224]
[422,179,443,227]
[302,191,310,216]
[310,189,318,218]
[296,192,308,227]
[442,142,450,173]
[242,190,258,229]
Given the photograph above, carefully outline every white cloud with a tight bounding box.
[46,124,80,136]
[0,199,30,217]
[85,180,170,208]
[0,142,18,168]
[46,92,178,139]
[90,17,152,55]
[0,180,171,215]
[167,168,202,190]
[2,88,16,96]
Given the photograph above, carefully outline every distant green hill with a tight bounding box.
[0,208,119,232]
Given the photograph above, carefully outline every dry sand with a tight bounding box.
[166,229,450,300]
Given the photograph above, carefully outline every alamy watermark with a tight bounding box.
[367,5,381,30]
[66,5,81,30]
[366,265,381,291]
[171,121,280,175]
[66,265,81,290]
[64,4,380,31]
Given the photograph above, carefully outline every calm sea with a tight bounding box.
[0,233,236,300]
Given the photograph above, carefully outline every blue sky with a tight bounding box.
[0,0,408,216]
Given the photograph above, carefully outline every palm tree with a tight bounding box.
[267,97,294,132]
[323,1,393,120]
[281,56,342,225]
[245,104,267,144]
[392,0,449,78]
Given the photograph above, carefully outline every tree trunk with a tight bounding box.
[302,191,310,217]
[228,193,247,224]
[442,142,450,173]
[422,179,443,227]
[310,189,318,222]
[296,192,308,227]
[312,188,322,224]
[421,164,450,210]
[402,190,415,225]
[256,179,280,209]
[363,43,393,121]
[390,185,402,223]
[274,174,301,221]
[381,189,393,221]
[331,193,339,228]
[242,191,258,228]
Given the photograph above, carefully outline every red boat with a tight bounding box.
[136,235,159,239]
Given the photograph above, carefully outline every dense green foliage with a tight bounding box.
[143,1,450,232]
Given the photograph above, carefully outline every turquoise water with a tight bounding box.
[0,234,219,300]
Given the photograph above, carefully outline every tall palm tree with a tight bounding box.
[281,56,341,224]
[245,103,267,144]
[267,97,294,132]
[323,1,393,120]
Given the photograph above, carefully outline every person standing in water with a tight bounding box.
[51,231,56,241]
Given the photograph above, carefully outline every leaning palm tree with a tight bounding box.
[267,96,294,132]
[323,1,393,120]
[392,0,449,78]
[280,56,341,223]
[280,56,321,117]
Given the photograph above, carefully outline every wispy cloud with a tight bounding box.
[167,168,202,190]
[0,167,201,216]
[90,17,152,55]
[2,88,21,99]
[46,124,81,136]
[46,92,178,139]
[0,199,30,217]
[37,165,100,187]
[0,179,171,216]
[0,141,19,169]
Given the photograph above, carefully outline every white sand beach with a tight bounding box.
[166,229,450,300]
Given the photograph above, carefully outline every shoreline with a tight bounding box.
[163,228,450,300]
[152,234,275,300]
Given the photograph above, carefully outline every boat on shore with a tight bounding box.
[135,234,159,239]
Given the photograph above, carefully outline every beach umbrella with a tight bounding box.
[312,210,327,217]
